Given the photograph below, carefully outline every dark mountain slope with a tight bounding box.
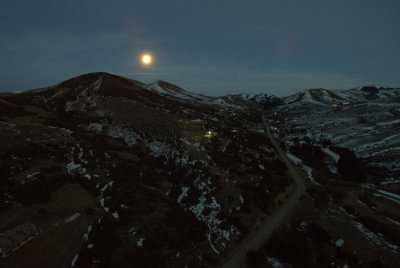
[0,72,290,267]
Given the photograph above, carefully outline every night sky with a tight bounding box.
[1,1,399,96]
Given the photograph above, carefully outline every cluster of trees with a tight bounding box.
[245,131,272,150]
[262,226,312,267]
[289,143,324,169]
[335,147,368,181]
[289,141,369,182]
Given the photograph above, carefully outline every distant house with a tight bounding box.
[204,130,215,138]
[0,221,39,257]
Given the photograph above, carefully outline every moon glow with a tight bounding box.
[141,54,152,65]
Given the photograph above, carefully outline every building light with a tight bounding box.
[204,130,214,138]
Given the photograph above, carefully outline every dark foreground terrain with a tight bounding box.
[1,73,399,267]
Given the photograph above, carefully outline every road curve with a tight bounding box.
[219,119,306,268]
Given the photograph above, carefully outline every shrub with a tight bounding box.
[264,229,310,267]
[230,216,250,236]
[289,144,324,169]
[246,250,265,267]
[85,207,95,215]
[358,193,375,207]
[341,204,357,216]
[336,148,367,181]
[328,188,348,203]
[125,249,167,268]
[306,222,330,244]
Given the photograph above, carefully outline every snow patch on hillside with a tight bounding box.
[302,165,318,184]
[65,78,102,112]
[177,186,190,203]
[322,148,340,163]
[352,219,398,252]
[108,126,140,147]
[286,153,302,165]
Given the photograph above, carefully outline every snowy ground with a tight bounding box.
[282,99,400,180]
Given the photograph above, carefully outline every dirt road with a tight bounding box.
[219,120,306,268]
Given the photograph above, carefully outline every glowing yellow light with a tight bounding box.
[204,130,214,138]
[141,54,152,65]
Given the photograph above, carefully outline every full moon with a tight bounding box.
[141,54,152,65]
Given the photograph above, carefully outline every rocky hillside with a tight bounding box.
[0,72,290,267]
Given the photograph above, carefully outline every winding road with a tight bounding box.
[219,118,306,268]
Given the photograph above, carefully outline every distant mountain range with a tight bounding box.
[3,72,399,112]
[280,87,400,109]
[127,77,400,110]
[144,80,281,110]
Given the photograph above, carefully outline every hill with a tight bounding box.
[0,72,289,267]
